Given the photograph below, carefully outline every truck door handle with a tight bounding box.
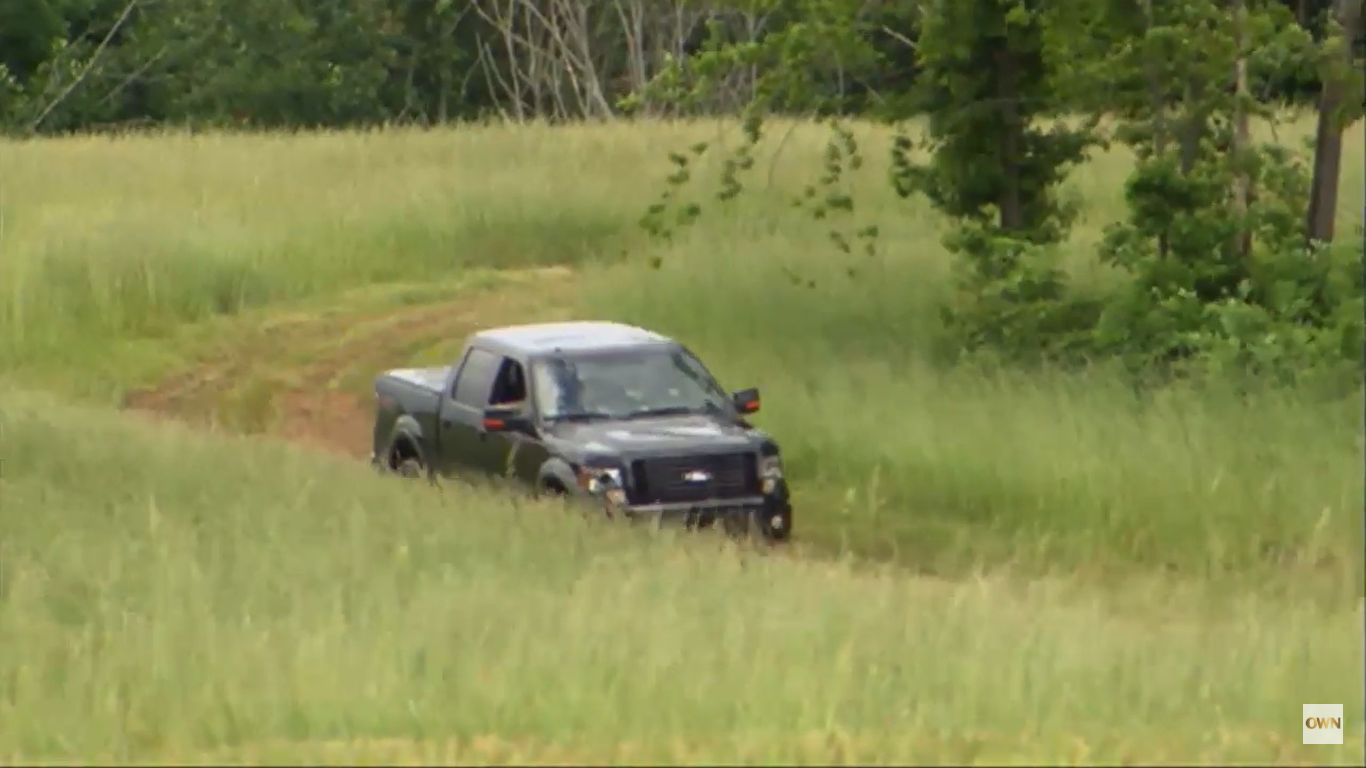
[443,418,455,427]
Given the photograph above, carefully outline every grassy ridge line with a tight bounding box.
[2,389,1362,763]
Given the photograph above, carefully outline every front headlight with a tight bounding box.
[578,465,624,495]
[758,455,783,494]
[758,455,783,479]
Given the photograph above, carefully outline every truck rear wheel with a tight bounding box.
[394,457,424,479]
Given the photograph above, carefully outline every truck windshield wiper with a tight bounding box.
[550,411,613,422]
[625,405,698,419]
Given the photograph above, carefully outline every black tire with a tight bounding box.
[394,457,425,479]
[754,508,792,544]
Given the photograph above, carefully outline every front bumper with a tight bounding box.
[614,494,792,539]
[622,496,763,520]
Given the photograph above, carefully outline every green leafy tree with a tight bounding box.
[1047,0,1361,387]
[633,0,1098,364]
[892,0,1098,366]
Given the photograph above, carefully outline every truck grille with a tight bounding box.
[629,453,759,505]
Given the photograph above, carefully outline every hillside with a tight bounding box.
[0,118,1363,763]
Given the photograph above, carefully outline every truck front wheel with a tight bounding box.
[755,506,792,544]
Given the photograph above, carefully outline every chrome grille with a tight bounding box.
[629,453,759,504]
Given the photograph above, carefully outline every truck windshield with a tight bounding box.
[532,347,732,421]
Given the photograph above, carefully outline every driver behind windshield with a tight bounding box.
[535,358,586,417]
[534,349,726,420]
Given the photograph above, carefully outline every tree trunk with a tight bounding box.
[1231,0,1253,258]
[1306,0,1364,245]
[1140,0,1170,259]
[996,45,1023,233]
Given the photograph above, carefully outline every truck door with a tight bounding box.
[483,356,541,483]
[437,346,502,477]
[483,355,551,483]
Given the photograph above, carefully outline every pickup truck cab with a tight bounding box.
[370,321,792,541]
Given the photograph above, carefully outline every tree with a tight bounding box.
[633,0,1360,384]
[633,0,1097,362]
[1305,0,1365,244]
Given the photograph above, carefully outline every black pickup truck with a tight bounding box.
[370,321,792,541]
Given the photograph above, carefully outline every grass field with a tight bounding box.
[0,117,1363,763]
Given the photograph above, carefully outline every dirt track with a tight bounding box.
[122,268,579,459]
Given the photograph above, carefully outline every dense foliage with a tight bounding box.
[0,0,1349,132]
[633,0,1365,392]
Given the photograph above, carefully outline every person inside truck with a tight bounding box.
[489,359,528,410]
[540,357,642,419]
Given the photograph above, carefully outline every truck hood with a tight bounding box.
[544,413,769,458]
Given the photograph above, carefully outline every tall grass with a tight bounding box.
[1,391,1361,763]
[0,118,1361,579]
[0,125,656,357]
[5,118,1354,359]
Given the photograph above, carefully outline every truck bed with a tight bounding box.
[381,366,451,393]
[372,366,453,464]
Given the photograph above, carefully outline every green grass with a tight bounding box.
[2,390,1362,764]
[0,116,1363,762]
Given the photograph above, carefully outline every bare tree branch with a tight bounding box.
[880,24,914,49]
[31,0,140,131]
[97,44,171,109]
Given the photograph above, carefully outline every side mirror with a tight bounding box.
[731,387,761,415]
[482,407,533,435]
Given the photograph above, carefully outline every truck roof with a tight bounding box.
[473,321,673,356]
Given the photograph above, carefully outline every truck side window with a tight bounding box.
[452,347,501,407]
[489,358,528,408]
